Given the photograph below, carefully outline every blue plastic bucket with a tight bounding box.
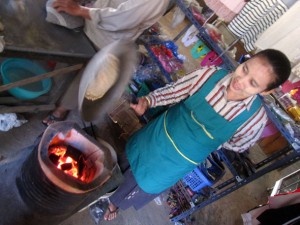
[0,59,52,100]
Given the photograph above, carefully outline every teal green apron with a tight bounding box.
[126,69,262,194]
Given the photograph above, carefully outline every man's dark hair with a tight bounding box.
[254,49,291,91]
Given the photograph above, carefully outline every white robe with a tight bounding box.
[84,0,170,49]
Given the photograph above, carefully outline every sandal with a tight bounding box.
[103,204,119,221]
[42,114,65,126]
[42,107,68,126]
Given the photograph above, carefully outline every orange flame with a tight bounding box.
[49,146,79,179]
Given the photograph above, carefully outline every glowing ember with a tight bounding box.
[49,145,80,180]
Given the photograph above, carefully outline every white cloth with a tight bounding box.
[46,0,84,29]
[0,113,27,132]
[84,0,170,49]
[255,1,300,64]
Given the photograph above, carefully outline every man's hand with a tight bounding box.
[130,97,149,116]
[52,0,90,19]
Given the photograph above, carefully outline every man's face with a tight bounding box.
[227,56,275,101]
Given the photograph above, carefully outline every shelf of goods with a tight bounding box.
[161,1,300,223]
[174,0,238,72]
[143,41,174,83]
[170,147,300,222]
[167,98,300,223]
[263,93,300,152]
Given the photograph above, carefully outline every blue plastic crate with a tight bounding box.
[183,166,213,192]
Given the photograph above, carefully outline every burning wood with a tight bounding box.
[48,145,87,181]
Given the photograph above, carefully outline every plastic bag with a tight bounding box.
[0,113,27,132]
[89,198,109,224]
[181,25,199,47]
[171,6,186,28]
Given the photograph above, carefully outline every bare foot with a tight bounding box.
[42,106,68,126]
[103,202,118,221]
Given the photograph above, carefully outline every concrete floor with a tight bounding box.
[0,110,299,225]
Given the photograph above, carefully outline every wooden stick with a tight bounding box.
[0,104,56,113]
[0,96,48,104]
[0,64,83,92]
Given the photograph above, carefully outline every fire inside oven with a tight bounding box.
[48,144,95,183]
[40,124,112,191]
[10,121,120,225]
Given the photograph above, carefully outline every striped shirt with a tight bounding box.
[228,0,287,52]
[146,67,268,152]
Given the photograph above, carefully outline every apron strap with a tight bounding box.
[163,111,198,165]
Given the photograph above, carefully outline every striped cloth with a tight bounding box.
[228,0,288,52]
[146,67,268,152]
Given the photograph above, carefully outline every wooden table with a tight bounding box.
[0,0,97,113]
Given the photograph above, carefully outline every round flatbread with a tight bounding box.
[84,54,119,101]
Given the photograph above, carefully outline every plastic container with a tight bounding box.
[0,58,52,100]
[183,166,213,192]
